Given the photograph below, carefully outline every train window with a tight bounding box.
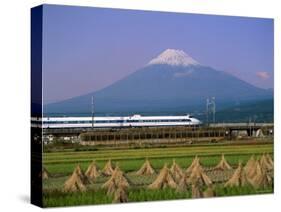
[95,120,106,123]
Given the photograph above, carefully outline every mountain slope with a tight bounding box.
[44,49,272,115]
[196,99,273,123]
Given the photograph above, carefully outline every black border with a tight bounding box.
[31,5,43,208]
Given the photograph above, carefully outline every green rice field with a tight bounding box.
[43,141,274,207]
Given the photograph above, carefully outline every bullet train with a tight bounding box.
[31,114,202,129]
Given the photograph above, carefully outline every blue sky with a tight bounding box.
[42,4,274,104]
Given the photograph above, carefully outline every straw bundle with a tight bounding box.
[224,162,249,187]
[113,187,128,203]
[85,160,100,181]
[244,155,257,179]
[148,164,177,190]
[42,167,49,180]
[214,154,232,171]
[102,159,115,176]
[187,164,212,187]
[75,165,90,184]
[102,165,130,195]
[260,154,273,171]
[176,173,189,193]
[63,165,87,192]
[266,154,273,167]
[170,159,184,183]
[203,186,215,198]
[186,156,201,174]
[191,183,203,198]
[248,161,272,189]
[136,158,155,175]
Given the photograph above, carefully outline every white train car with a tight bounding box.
[32,114,202,128]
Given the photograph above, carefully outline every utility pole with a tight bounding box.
[91,96,94,131]
[249,117,251,137]
[206,98,209,126]
[212,97,216,123]
[206,97,216,125]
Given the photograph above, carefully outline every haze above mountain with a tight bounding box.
[44,49,272,115]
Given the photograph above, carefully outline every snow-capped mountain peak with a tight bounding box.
[147,49,199,66]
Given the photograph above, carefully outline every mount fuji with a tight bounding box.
[45,49,272,115]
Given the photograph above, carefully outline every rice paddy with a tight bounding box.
[42,141,273,207]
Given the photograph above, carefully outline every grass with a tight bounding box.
[43,143,273,174]
[43,189,112,207]
[42,141,273,207]
[43,185,273,207]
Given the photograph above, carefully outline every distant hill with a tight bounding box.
[44,49,273,115]
[196,99,273,123]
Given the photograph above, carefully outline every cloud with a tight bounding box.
[256,71,270,80]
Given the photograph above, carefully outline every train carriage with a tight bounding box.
[32,114,202,129]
